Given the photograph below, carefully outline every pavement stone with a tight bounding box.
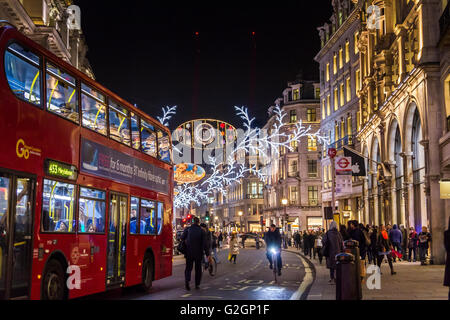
[285,247,449,300]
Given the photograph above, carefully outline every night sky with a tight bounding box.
[75,1,332,130]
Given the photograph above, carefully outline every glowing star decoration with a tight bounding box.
[157,105,177,127]
[157,104,328,209]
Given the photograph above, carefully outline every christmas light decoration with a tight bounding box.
[157,105,177,127]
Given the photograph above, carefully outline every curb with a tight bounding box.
[284,249,317,300]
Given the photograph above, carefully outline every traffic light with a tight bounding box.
[205,211,210,222]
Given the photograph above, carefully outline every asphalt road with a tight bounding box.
[84,247,314,300]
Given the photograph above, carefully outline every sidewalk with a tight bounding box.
[286,247,448,300]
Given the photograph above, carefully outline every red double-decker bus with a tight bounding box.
[0,23,173,300]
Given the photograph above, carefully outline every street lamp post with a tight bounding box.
[281,198,288,233]
[238,210,243,233]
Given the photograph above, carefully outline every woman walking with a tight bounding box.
[228,233,239,264]
[376,225,396,275]
[321,221,344,284]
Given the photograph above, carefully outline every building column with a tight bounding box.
[402,152,415,229]
[389,162,397,225]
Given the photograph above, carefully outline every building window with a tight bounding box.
[355,69,360,92]
[293,88,300,100]
[307,136,317,151]
[327,95,331,116]
[308,186,319,206]
[308,160,318,178]
[322,99,326,120]
[326,63,330,81]
[341,118,345,139]
[345,40,350,63]
[333,53,337,74]
[335,122,340,141]
[290,109,297,123]
[340,83,344,107]
[290,134,298,151]
[315,87,320,99]
[347,115,352,137]
[346,77,351,102]
[356,111,361,132]
[288,160,298,177]
[334,87,338,111]
[289,186,298,205]
[354,32,359,54]
[339,47,343,69]
[307,108,317,122]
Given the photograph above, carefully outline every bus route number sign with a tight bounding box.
[45,159,78,181]
[328,148,337,158]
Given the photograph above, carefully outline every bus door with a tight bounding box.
[0,172,34,299]
[106,193,127,287]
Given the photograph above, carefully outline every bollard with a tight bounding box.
[335,252,358,300]
[344,240,362,300]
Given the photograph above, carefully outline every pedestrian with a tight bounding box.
[388,224,403,262]
[444,217,450,300]
[340,224,350,241]
[229,233,239,264]
[181,217,211,291]
[294,231,300,250]
[400,225,408,261]
[264,224,283,276]
[408,227,418,262]
[314,232,323,264]
[308,231,316,259]
[348,220,367,261]
[241,233,246,248]
[303,230,309,255]
[321,221,344,284]
[218,231,223,248]
[418,226,431,265]
[376,225,396,275]
[211,231,220,263]
[368,226,378,265]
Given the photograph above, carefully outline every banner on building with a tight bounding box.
[343,146,367,176]
[335,175,352,196]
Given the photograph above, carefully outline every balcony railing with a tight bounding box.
[327,135,355,151]
[245,194,264,199]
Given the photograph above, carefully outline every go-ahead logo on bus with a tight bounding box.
[16,138,42,159]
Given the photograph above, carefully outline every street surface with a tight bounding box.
[83,247,313,300]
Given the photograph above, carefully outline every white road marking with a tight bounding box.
[289,253,314,300]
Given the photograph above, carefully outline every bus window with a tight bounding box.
[42,179,76,232]
[131,113,140,150]
[4,43,41,106]
[158,130,171,163]
[78,187,106,233]
[141,120,157,158]
[157,202,163,235]
[46,62,79,123]
[109,101,130,146]
[140,199,156,235]
[130,197,140,234]
[81,83,107,135]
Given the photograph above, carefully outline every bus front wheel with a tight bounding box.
[141,258,153,292]
[42,259,66,300]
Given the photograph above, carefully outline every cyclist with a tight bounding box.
[264,224,282,276]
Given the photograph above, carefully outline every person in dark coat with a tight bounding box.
[408,227,418,262]
[388,224,403,261]
[302,231,309,255]
[444,217,450,300]
[264,224,283,276]
[418,226,431,265]
[369,226,378,265]
[181,217,210,290]
[321,221,344,283]
[400,225,408,261]
[340,224,350,241]
[308,231,316,259]
[348,220,367,261]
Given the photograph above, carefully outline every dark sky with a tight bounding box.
[75,1,332,130]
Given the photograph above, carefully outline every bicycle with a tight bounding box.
[269,247,280,283]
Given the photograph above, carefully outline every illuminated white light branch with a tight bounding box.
[170,105,328,209]
[157,105,177,127]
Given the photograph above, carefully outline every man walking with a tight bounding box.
[181,217,210,291]
[389,224,403,261]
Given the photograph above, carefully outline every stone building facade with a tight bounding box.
[0,0,94,77]
[263,77,323,233]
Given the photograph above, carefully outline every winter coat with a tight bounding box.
[181,224,209,260]
[376,231,393,254]
[229,238,239,255]
[348,227,366,251]
[389,225,403,243]
[408,231,418,248]
[322,229,344,269]
[418,232,431,249]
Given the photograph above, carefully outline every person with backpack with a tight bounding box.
[389,224,403,262]
[376,225,396,275]
[418,226,431,265]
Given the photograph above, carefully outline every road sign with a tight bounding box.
[328,148,337,158]
[335,156,352,175]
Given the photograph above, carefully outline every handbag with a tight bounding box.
[177,240,186,255]
[391,249,402,259]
